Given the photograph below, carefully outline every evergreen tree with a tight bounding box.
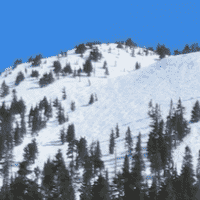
[89,94,94,105]
[45,99,52,120]
[94,140,104,175]
[32,54,42,66]
[66,123,77,179]
[63,63,72,75]
[182,44,191,54]
[89,47,102,62]
[60,126,65,145]
[14,121,22,146]
[147,102,162,170]
[56,102,66,125]
[10,89,18,115]
[20,112,26,137]
[135,62,141,70]
[91,173,111,200]
[122,154,135,200]
[79,168,93,200]
[77,136,88,168]
[30,70,39,78]
[131,132,145,199]
[103,61,107,69]
[62,87,67,100]
[172,98,191,141]
[0,81,9,98]
[125,126,133,153]
[131,48,135,57]
[164,99,174,168]
[41,157,57,199]
[117,42,123,49]
[156,43,171,59]
[15,71,25,86]
[53,97,59,108]
[110,171,124,200]
[75,43,87,55]
[125,38,137,48]
[157,119,168,169]
[13,58,22,69]
[89,140,97,177]
[83,58,93,76]
[28,106,34,128]
[23,138,38,165]
[71,101,75,111]
[109,129,115,154]
[196,150,200,199]
[179,146,196,200]
[52,149,75,200]
[53,60,61,78]
[115,123,120,138]
[190,100,200,123]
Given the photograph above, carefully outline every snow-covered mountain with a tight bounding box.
[0,43,200,199]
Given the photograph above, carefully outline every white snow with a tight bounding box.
[0,43,200,199]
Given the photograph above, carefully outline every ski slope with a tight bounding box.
[0,43,200,198]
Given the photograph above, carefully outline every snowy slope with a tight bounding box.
[0,43,200,199]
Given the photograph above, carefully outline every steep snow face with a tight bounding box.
[0,43,200,199]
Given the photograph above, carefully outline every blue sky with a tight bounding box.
[0,0,199,73]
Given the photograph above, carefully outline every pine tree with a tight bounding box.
[135,62,141,70]
[15,71,25,86]
[52,149,75,199]
[115,123,120,138]
[77,136,88,168]
[103,61,107,69]
[196,150,200,199]
[56,102,66,125]
[89,94,94,105]
[71,101,75,111]
[45,99,52,120]
[94,140,104,175]
[66,124,77,179]
[41,157,57,199]
[79,176,92,200]
[190,100,200,123]
[131,48,135,57]
[0,81,9,98]
[62,87,67,100]
[23,138,38,165]
[147,103,162,170]
[53,97,59,108]
[83,58,93,76]
[172,98,191,141]
[63,63,72,75]
[109,129,115,154]
[91,173,111,200]
[164,99,174,168]
[60,127,65,145]
[122,154,135,200]
[125,126,133,153]
[14,121,22,146]
[179,146,196,199]
[110,171,124,200]
[131,132,145,197]
[20,112,26,137]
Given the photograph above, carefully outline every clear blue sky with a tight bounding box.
[0,0,199,73]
